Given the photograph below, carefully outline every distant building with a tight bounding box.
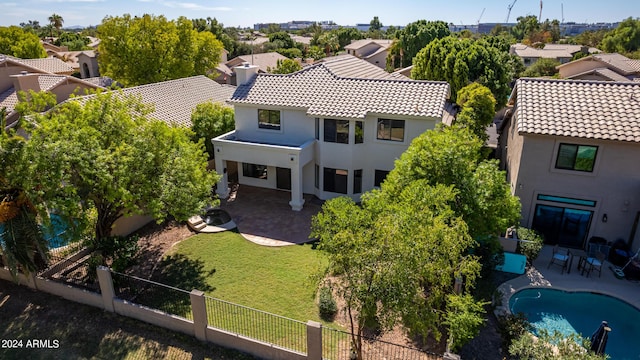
[344,39,394,69]
[254,20,339,31]
[557,53,640,82]
[448,22,618,36]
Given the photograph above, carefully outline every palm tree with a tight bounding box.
[48,13,64,37]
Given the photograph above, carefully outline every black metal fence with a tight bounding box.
[204,295,308,354]
[38,244,100,292]
[111,271,194,321]
[322,327,442,360]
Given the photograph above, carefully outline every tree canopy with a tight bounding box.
[54,32,91,51]
[601,17,640,54]
[411,36,514,108]
[190,102,235,159]
[12,90,218,244]
[455,83,497,141]
[97,14,224,86]
[0,26,47,58]
[387,20,451,69]
[379,126,520,238]
[522,58,560,78]
[267,58,302,74]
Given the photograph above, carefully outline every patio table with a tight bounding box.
[570,249,588,275]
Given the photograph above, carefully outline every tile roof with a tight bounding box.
[589,53,640,75]
[514,78,640,142]
[0,75,87,115]
[10,57,74,74]
[566,67,631,82]
[511,43,600,59]
[226,52,288,73]
[117,76,236,127]
[344,39,393,50]
[311,54,408,80]
[230,62,449,119]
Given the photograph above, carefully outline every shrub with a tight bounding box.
[509,329,608,360]
[497,312,531,352]
[517,227,544,262]
[318,286,337,321]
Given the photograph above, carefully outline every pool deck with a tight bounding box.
[496,245,640,315]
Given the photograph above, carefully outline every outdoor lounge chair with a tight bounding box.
[584,251,605,278]
[548,245,570,274]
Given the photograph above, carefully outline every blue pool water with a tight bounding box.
[0,214,69,249]
[510,288,640,360]
[495,252,527,274]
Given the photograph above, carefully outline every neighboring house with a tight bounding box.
[215,52,289,85]
[0,54,101,129]
[510,43,600,67]
[344,39,394,69]
[77,51,99,79]
[498,78,640,250]
[557,53,640,82]
[310,54,408,80]
[212,62,451,211]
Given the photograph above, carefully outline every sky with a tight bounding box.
[1,0,638,29]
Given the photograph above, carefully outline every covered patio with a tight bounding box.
[217,185,323,246]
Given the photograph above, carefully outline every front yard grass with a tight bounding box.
[160,230,329,324]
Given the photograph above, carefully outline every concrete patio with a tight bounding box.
[217,184,323,246]
[496,244,640,314]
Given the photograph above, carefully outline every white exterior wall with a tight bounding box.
[509,131,640,249]
[215,103,440,208]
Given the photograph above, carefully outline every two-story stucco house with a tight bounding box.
[499,78,640,250]
[212,62,451,210]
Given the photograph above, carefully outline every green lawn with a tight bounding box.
[162,230,329,324]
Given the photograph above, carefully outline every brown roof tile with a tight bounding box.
[230,62,449,119]
[515,78,640,142]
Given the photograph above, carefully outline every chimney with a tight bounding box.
[234,62,259,86]
[10,72,41,92]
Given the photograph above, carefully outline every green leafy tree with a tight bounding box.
[48,13,64,36]
[268,31,295,49]
[97,14,224,86]
[509,330,608,360]
[334,27,364,49]
[412,36,513,108]
[54,32,91,51]
[443,294,488,352]
[455,83,497,142]
[15,90,218,250]
[380,126,520,239]
[602,17,640,54]
[267,58,302,74]
[316,32,340,56]
[522,58,560,77]
[0,26,47,58]
[19,20,41,31]
[369,16,383,31]
[312,182,481,359]
[511,15,540,42]
[572,29,610,48]
[387,20,451,69]
[306,45,326,60]
[190,102,235,159]
[276,47,303,59]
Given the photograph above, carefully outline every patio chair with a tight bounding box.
[584,251,605,278]
[548,245,570,274]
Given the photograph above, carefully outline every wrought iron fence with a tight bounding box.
[38,245,100,292]
[111,271,194,320]
[204,295,307,354]
[322,327,442,360]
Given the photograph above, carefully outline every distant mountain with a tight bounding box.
[64,25,86,30]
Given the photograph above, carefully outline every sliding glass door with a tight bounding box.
[532,205,593,248]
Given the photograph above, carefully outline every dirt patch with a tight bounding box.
[126,219,195,279]
[0,279,254,360]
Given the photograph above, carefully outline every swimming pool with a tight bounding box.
[43,214,70,249]
[509,288,640,359]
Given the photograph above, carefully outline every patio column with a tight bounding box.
[213,146,229,198]
[288,155,304,211]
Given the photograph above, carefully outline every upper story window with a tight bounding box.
[355,121,364,144]
[555,143,598,172]
[377,119,405,142]
[374,169,390,187]
[258,109,281,130]
[324,119,349,144]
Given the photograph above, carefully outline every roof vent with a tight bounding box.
[20,70,28,75]
[242,62,250,68]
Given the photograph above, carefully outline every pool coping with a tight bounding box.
[495,267,640,319]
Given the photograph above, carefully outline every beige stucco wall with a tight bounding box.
[558,58,605,78]
[365,51,388,69]
[0,63,31,92]
[509,133,640,248]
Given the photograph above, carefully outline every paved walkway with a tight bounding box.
[496,245,640,315]
[218,185,323,246]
